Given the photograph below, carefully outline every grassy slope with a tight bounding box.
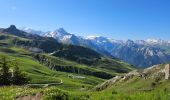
[0,46,104,86]
[1,79,169,100]
[90,78,170,100]
[0,47,169,99]
[0,45,106,99]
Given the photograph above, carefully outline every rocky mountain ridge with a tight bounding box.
[21,27,170,68]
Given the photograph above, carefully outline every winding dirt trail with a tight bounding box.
[27,79,63,87]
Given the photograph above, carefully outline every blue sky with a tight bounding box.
[0,0,170,40]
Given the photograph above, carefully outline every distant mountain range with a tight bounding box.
[21,27,170,68]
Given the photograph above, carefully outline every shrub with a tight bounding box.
[43,87,69,100]
[112,90,118,94]
[151,82,156,88]
[0,56,12,85]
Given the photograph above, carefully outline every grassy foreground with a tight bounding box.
[0,79,169,100]
[0,46,169,99]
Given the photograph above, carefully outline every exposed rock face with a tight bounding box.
[33,54,113,79]
[165,64,170,80]
[93,76,122,91]
[94,64,169,91]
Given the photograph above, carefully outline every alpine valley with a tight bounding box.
[22,27,170,68]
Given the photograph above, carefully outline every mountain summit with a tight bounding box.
[4,25,17,33]
[8,25,17,30]
[2,25,27,37]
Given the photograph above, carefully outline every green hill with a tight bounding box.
[0,25,138,100]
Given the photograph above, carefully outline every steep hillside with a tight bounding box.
[91,64,170,99]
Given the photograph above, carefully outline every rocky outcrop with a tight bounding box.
[93,76,122,91]
[33,54,113,79]
[94,64,170,91]
[165,64,170,80]
[120,70,141,81]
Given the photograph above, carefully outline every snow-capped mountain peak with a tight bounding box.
[135,40,146,45]
[56,28,69,34]
[44,28,75,43]
[146,38,163,44]
[86,36,112,44]
[20,27,45,36]
[168,41,170,44]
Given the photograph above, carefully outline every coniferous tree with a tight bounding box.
[12,61,29,85]
[0,56,29,85]
[12,66,28,85]
[0,56,11,85]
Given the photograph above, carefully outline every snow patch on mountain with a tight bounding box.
[21,27,45,36]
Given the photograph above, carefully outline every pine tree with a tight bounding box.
[0,56,29,85]
[12,61,29,85]
[0,56,11,85]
